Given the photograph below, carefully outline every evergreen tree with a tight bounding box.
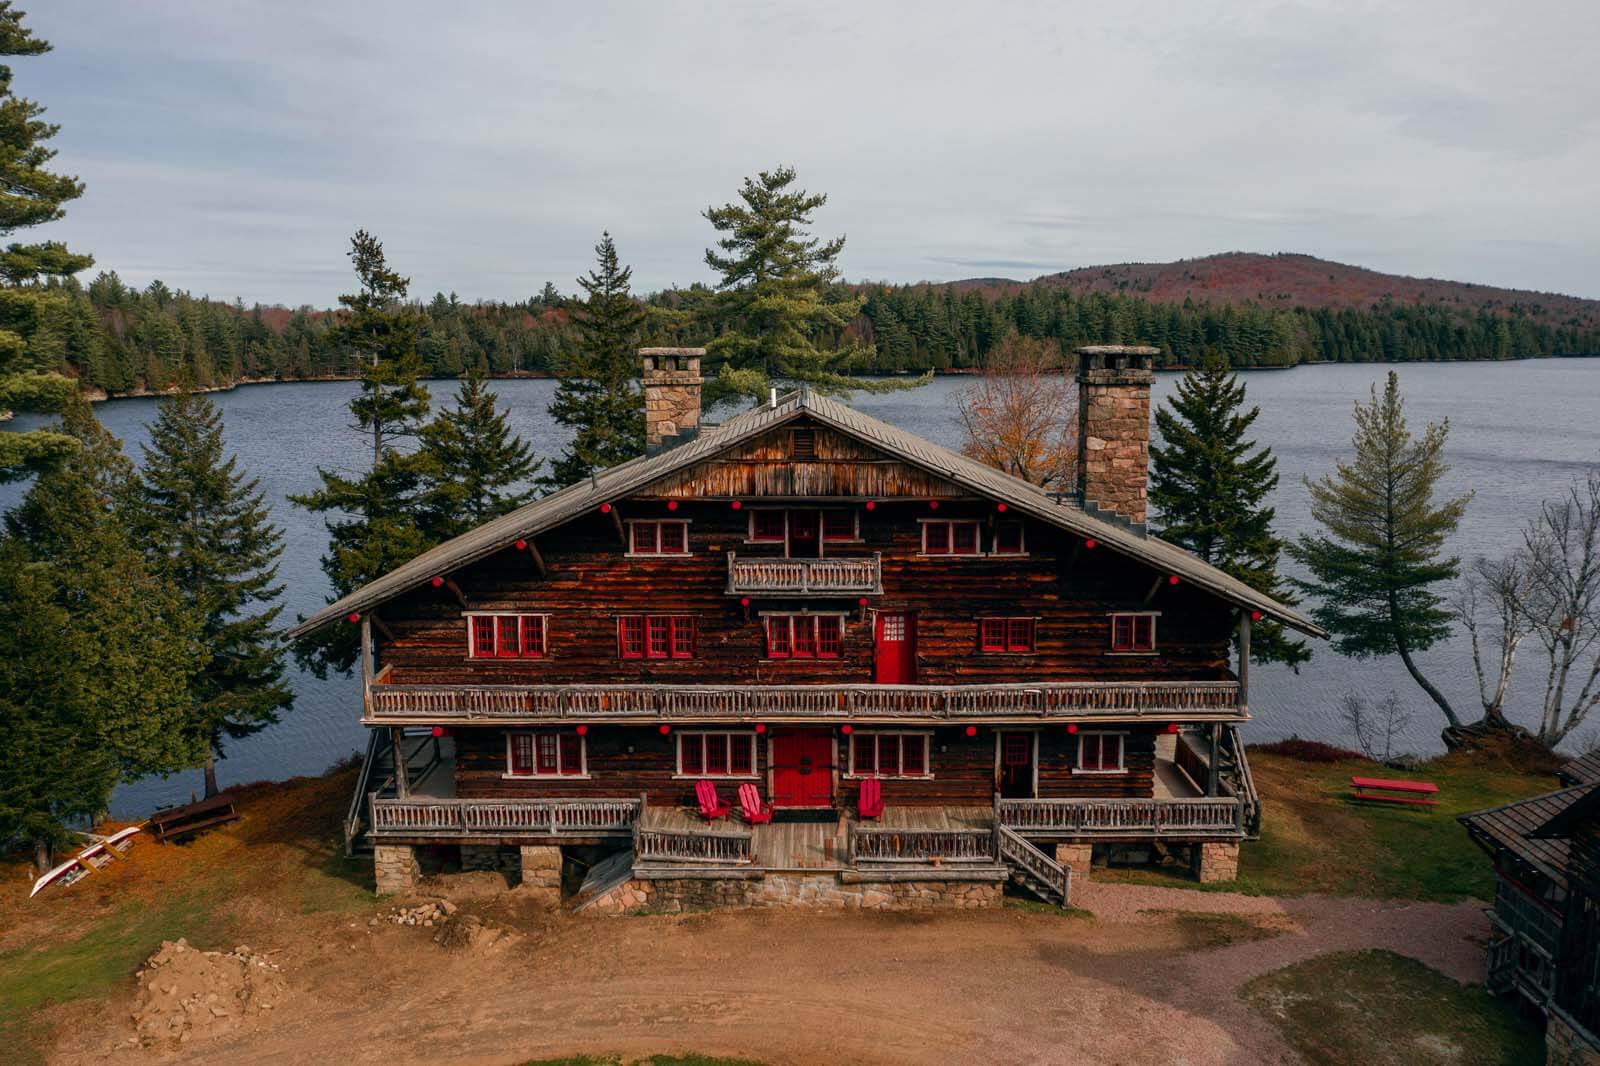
[0,399,202,867]
[543,232,646,489]
[1149,354,1309,667]
[0,3,92,479]
[130,388,293,796]
[1288,371,1473,733]
[700,166,893,406]
[291,232,432,677]
[419,369,541,539]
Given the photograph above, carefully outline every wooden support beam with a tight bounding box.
[360,616,373,684]
[443,578,469,610]
[609,505,625,544]
[525,539,547,577]
[1238,611,1252,716]
[1143,575,1164,606]
[1062,542,1082,576]
[391,727,410,799]
[370,613,395,643]
[1207,722,1221,798]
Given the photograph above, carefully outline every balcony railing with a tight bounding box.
[368,794,641,839]
[996,796,1245,838]
[365,679,1241,723]
[848,826,995,864]
[725,552,882,596]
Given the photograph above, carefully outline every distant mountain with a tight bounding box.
[1006,252,1600,333]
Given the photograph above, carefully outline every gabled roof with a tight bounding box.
[1560,748,1600,788]
[1461,784,1593,889]
[289,389,1326,638]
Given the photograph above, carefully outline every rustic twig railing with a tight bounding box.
[368,795,640,838]
[725,552,882,596]
[996,824,1071,905]
[633,824,754,864]
[366,680,1241,723]
[996,796,1245,838]
[847,826,995,864]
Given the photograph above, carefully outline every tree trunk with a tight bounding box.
[204,747,219,799]
[34,838,52,872]
[1392,623,1463,731]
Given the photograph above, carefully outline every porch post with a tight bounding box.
[360,616,374,683]
[1207,723,1221,797]
[1237,610,1251,716]
[391,726,410,799]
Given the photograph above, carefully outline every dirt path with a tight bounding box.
[52,883,1490,1066]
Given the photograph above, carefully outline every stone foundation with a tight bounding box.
[518,845,563,907]
[1191,841,1241,884]
[1054,844,1093,880]
[460,844,520,875]
[583,872,1004,916]
[1548,1011,1600,1066]
[373,844,420,894]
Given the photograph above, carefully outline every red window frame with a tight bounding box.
[1078,732,1125,772]
[750,510,787,543]
[764,615,843,659]
[618,615,695,659]
[507,730,584,777]
[468,614,546,659]
[1111,613,1156,652]
[979,616,1035,653]
[923,520,980,556]
[822,509,856,542]
[850,732,930,778]
[629,520,690,555]
[994,520,1025,555]
[678,732,757,778]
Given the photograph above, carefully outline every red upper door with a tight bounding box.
[874,612,916,684]
[770,728,834,807]
[998,731,1036,798]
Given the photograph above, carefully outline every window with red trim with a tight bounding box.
[764,615,843,659]
[677,732,758,777]
[994,520,1026,555]
[1078,732,1125,772]
[618,615,695,659]
[822,509,856,542]
[628,520,690,555]
[1110,613,1156,652]
[506,730,584,776]
[849,732,930,777]
[979,616,1035,652]
[750,510,786,542]
[468,614,546,658]
[923,520,980,555]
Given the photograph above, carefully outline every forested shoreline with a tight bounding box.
[30,266,1600,398]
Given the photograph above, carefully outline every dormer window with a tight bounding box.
[790,428,817,460]
[628,519,690,556]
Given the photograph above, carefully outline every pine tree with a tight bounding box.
[700,166,896,407]
[0,3,92,479]
[543,232,647,489]
[291,232,433,678]
[0,399,202,866]
[1288,371,1473,733]
[1149,354,1309,668]
[130,388,293,796]
[419,369,541,539]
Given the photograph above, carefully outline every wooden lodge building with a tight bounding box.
[292,345,1322,912]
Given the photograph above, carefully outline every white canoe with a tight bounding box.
[28,826,142,898]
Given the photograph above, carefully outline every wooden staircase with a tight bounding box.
[995,825,1071,907]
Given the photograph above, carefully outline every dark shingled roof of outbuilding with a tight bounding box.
[1460,784,1594,889]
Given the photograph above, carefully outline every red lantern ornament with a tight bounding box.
[1166,723,1181,734]
[576,724,589,736]
[599,502,612,514]
[667,499,679,511]
[928,499,940,510]
[1250,610,1263,622]
[658,724,671,735]
[858,597,869,607]
[1084,538,1096,550]
[731,500,743,510]
[514,539,527,551]
[1067,723,1078,734]
[841,724,854,735]
[346,612,361,625]
[755,723,767,735]
[996,502,1008,513]
[964,725,978,738]
[865,500,876,512]
[430,576,444,588]
[740,597,751,608]
[431,726,450,738]
[1168,575,1180,586]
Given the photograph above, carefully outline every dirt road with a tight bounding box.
[52,883,1488,1066]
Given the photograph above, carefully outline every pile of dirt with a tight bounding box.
[432,912,519,953]
[129,938,287,1049]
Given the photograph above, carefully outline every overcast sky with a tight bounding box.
[25,1,1600,306]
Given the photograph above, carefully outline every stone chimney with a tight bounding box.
[1076,345,1158,527]
[640,347,704,453]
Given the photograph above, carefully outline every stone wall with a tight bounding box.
[583,873,1004,916]
[1076,346,1156,526]
[1054,844,1093,880]
[1548,1011,1600,1066]
[519,845,562,908]
[641,348,703,450]
[460,844,519,875]
[1191,841,1241,884]
[373,844,420,895]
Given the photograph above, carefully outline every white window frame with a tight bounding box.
[746,508,789,545]
[624,519,693,557]
[991,519,1028,557]
[844,730,934,780]
[503,729,589,779]
[1073,730,1129,775]
[918,518,984,558]
[465,612,550,660]
[759,611,849,660]
[673,730,760,780]
[820,507,862,545]
[1106,610,1160,655]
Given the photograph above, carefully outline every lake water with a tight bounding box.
[7,360,1600,817]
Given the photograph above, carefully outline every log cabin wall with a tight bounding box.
[454,724,1161,807]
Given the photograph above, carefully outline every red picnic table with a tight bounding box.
[1350,776,1440,808]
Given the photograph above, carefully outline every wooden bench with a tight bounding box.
[149,794,241,842]
[1350,776,1440,808]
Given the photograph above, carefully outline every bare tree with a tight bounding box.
[1456,553,1535,727]
[952,334,1076,490]
[1341,690,1416,762]
[1523,470,1600,746]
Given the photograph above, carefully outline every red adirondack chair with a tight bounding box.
[858,777,884,819]
[738,783,773,825]
[695,779,731,821]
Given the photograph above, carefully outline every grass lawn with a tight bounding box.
[1097,748,1560,901]
[1242,949,1543,1066]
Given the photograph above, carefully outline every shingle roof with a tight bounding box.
[289,388,1326,639]
[1560,749,1600,787]
[1460,784,1593,888]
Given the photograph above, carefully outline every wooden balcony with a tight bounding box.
[364,679,1243,725]
[725,552,882,597]
[996,795,1246,840]
[367,794,640,842]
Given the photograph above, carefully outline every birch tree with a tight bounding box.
[1523,471,1600,745]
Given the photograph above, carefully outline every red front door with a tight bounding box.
[874,612,916,684]
[770,728,834,807]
